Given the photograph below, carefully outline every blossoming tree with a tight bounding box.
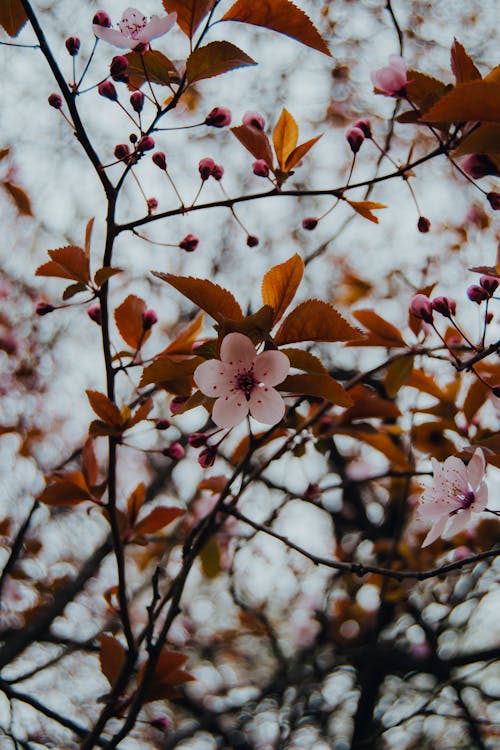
[0,1,499,749]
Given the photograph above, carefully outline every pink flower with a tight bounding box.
[371,55,409,97]
[419,448,488,547]
[93,7,176,50]
[194,333,290,429]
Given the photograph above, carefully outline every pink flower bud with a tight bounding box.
[243,111,265,130]
[36,302,55,316]
[252,159,270,177]
[211,164,224,181]
[152,151,167,170]
[93,10,111,27]
[304,482,321,501]
[246,235,259,247]
[130,91,144,113]
[48,93,63,109]
[353,118,372,138]
[467,285,489,304]
[150,717,171,732]
[155,419,171,430]
[170,396,188,414]
[147,197,158,213]
[346,126,365,153]
[199,157,215,180]
[479,275,499,295]
[98,81,118,101]
[110,55,128,82]
[410,294,433,323]
[461,154,500,180]
[65,36,80,56]
[87,303,101,325]
[302,217,318,231]
[179,234,199,252]
[163,442,185,460]
[137,135,155,152]
[487,192,500,211]
[432,296,456,318]
[188,432,207,447]
[486,312,494,325]
[142,309,158,329]
[129,133,138,144]
[417,216,431,233]
[205,107,232,128]
[371,55,409,97]
[114,143,131,161]
[198,445,217,468]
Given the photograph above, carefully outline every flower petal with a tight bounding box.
[444,510,472,538]
[212,393,249,429]
[139,12,177,42]
[466,448,486,489]
[220,333,256,369]
[253,350,289,386]
[194,360,234,396]
[93,26,131,47]
[422,514,448,548]
[248,385,285,425]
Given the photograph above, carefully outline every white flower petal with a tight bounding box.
[194,360,234,396]
[422,514,448,548]
[473,483,488,512]
[253,350,289,386]
[93,26,132,47]
[444,510,472,538]
[220,332,256,369]
[139,12,177,42]
[467,448,486,489]
[248,385,285,425]
[212,393,249,428]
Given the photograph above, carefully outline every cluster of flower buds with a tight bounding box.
[205,107,232,128]
[198,157,224,181]
[467,275,499,304]
[410,294,457,323]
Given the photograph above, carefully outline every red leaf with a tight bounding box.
[3,181,32,215]
[0,0,28,37]
[127,483,146,527]
[346,200,387,224]
[134,506,184,536]
[82,438,98,489]
[36,246,90,283]
[125,50,180,89]
[186,41,256,84]
[281,372,352,407]
[153,273,244,323]
[163,311,204,355]
[285,134,322,171]
[423,81,500,123]
[261,254,304,324]
[128,398,154,429]
[221,0,331,57]
[38,473,92,506]
[115,294,149,350]
[352,309,407,347]
[140,355,201,394]
[231,124,275,168]
[99,634,126,687]
[275,299,362,345]
[86,390,124,426]
[162,0,217,38]
[450,39,482,84]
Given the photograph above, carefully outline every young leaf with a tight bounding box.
[200,537,221,578]
[385,356,414,398]
[82,438,98,489]
[406,71,449,115]
[0,0,28,37]
[218,306,274,342]
[423,81,500,123]
[86,390,123,426]
[94,267,123,288]
[450,39,482,84]
[84,217,94,259]
[453,124,500,157]
[127,397,154,429]
[153,273,244,323]
[162,0,217,38]
[340,384,401,424]
[36,246,90,283]
[134,506,184,536]
[352,309,407,347]
[126,483,146,528]
[285,134,322,171]
[186,41,256,84]
[115,294,149,350]
[262,254,304,324]
[3,181,33,215]
[99,634,126,687]
[221,0,332,57]
[125,50,180,89]
[62,282,88,300]
[280,347,328,374]
[275,299,362,345]
[273,109,299,170]
[140,650,194,702]
[281,373,352,407]
[38,472,92,506]
[346,200,387,224]
[231,124,275,168]
[140,355,201,394]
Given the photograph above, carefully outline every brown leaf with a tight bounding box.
[273,109,298,170]
[127,483,146,527]
[340,384,401,424]
[352,309,407,347]
[125,49,180,89]
[221,0,331,57]
[0,0,27,37]
[404,369,447,400]
[153,273,244,323]
[94,267,123,287]
[140,355,201,395]
[261,254,304,324]
[405,71,449,115]
[134,506,184,536]
[454,124,500,157]
[84,217,94,259]
[115,294,149,350]
[141,649,194,702]
[127,398,154,429]
[280,347,327,374]
[99,634,127,687]
[385,356,414,398]
[337,426,411,470]
[197,475,228,493]
[163,0,217,38]
[450,39,482,84]
[86,390,123,426]
[36,246,90,284]
[164,311,204,355]
[38,473,92,506]
[346,199,387,224]
[200,537,221,578]
[285,134,322,171]
[231,124,275,168]
[281,372,351,406]
[62,282,88,300]
[82,438,98,489]
[3,181,32,215]
[186,41,256,84]
[275,299,362,345]
[423,81,500,123]
[462,379,489,423]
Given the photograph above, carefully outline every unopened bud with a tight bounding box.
[147,197,158,213]
[417,216,431,233]
[98,81,118,101]
[479,275,499,295]
[302,217,318,231]
[487,192,500,211]
[137,135,155,152]
[163,442,185,460]
[353,118,372,138]
[346,126,365,153]
[461,154,500,180]
[211,163,224,181]
[252,159,270,177]
[65,36,80,56]
[243,111,265,130]
[179,233,199,252]
[150,717,171,732]
[155,419,171,430]
[114,143,131,162]
[93,10,111,27]
[205,106,232,128]
[36,302,55,316]
[246,235,259,247]
[48,93,63,109]
[198,445,217,468]
[410,294,433,323]
[486,312,494,325]
[152,151,167,170]
[130,91,144,113]
[188,432,207,447]
[142,309,158,329]
[467,285,489,304]
[304,482,321,501]
[199,157,215,180]
[432,296,456,318]
[87,303,101,325]
[129,133,138,144]
[110,55,128,82]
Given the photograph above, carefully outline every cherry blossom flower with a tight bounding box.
[92,7,176,50]
[371,55,409,96]
[194,332,290,429]
[419,448,488,547]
